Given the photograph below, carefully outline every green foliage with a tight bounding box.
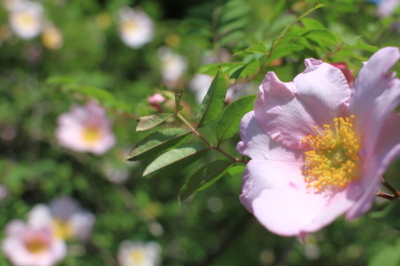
[127,128,192,161]
[136,113,175,131]
[216,95,257,144]
[143,145,210,177]
[369,200,400,230]
[178,160,234,203]
[196,68,230,128]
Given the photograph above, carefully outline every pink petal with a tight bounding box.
[347,114,400,219]
[255,60,350,150]
[351,47,400,155]
[237,111,304,160]
[252,182,362,236]
[240,159,304,213]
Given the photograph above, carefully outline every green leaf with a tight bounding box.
[197,67,230,128]
[128,128,192,161]
[143,145,210,177]
[369,200,400,230]
[136,113,174,131]
[197,62,234,76]
[178,160,233,203]
[233,41,268,56]
[348,40,378,52]
[305,29,338,47]
[301,18,326,29]
[227,165,246,177]
[68,85,116,102]
[267,44,304,64]
[275,3,325,44]
[219,30,245,46]
[333,32,360,46]
[216,95,257,144]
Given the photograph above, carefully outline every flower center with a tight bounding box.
[82,126,102,144]
[25,237,48,254]
[121,20,139,33]
[130,249,146,263]
[53,218,73,240]
[16,12,36,27]
[301,116,362,192]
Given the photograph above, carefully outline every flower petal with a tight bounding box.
[255,60,350,149]
[351,47,400,155]
[347,113,400,219]
[240,158,304,213]
[237,111,304,160]
[252,182,362,236]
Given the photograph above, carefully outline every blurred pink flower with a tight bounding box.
[56,102,116,155]
[147,93,165,112]
[2,220,66,266]
[29,197,95,242]
[237,47,400,236]
[376,0,400,17]
[118,241,161,266]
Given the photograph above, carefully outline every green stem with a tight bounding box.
[176,113,247,164]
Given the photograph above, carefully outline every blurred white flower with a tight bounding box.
[2,219,67,266]
[118,7,154,49]
[41,24,63,50]
[56,101,116,155]
[158,47,187,88]
[189,74,213,103]
[118,241,161,266]
[29,197,95,242]
[7,0,43,40]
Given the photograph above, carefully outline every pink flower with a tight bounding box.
[2,220,66,266]
[29,198,95,242]
[56,102,116,155]
[237,47,400,236]
[147,93,166,112]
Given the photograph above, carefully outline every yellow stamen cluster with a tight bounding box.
[25,238,48,254]
[82,127,102,144]
[302,115,362,192]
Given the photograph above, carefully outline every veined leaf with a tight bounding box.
[178,160,233,203]
[128,128,192,161]
[197,68,230,128]
[136,113,174,131]
[216,95,257,144]
[233,41,268,56]
[143,145,210,177]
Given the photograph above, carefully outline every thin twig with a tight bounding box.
[380,176,400,198]
[176,113,247,164]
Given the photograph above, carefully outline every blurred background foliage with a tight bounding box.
[1,0,400,265]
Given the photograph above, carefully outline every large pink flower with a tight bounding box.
[56,102,116,155]
[237,47,400,236]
